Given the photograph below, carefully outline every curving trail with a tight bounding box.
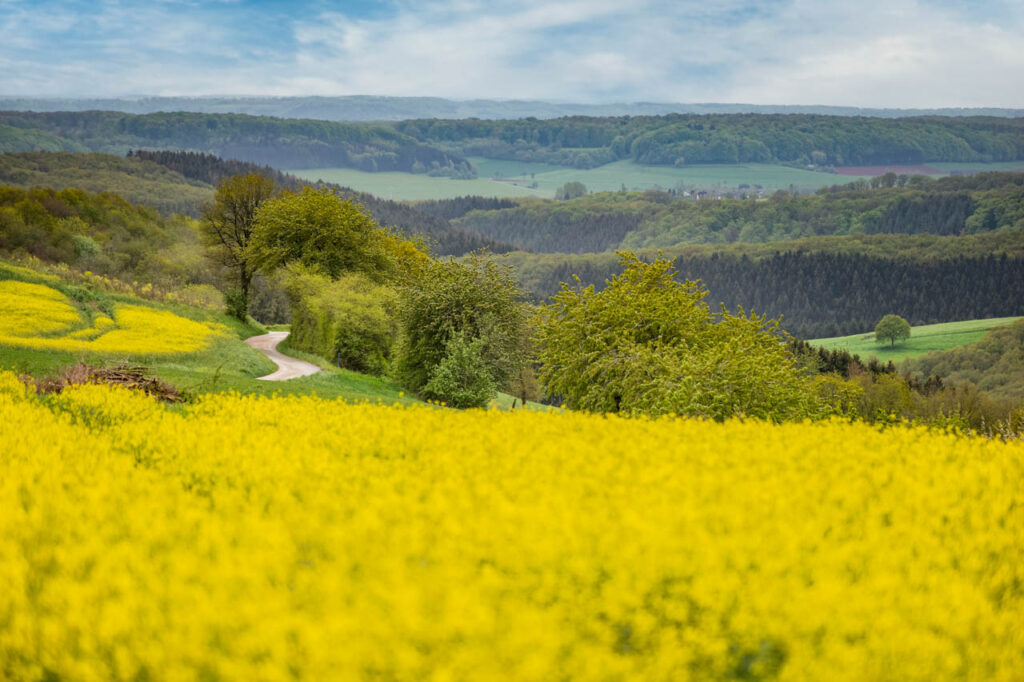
[244,331,322,381]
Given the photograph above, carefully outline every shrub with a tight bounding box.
[282,265,398,375]
[392,253,526,400]
[538,252,824,421]
[422,332,497,408]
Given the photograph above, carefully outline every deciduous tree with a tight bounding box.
[250,186,389,280]
[392,253,527,407]
[537,252,823,421]
[199,173,277,319]
[875,314,911,347]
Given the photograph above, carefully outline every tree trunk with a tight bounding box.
[238,264,252,320]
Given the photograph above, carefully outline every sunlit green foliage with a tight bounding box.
[538,252,823,420]
[0,152,213,216]
[200,173,278,319]
[282,265,398,376]
[874,314,912,347]
[422,331,497,408]
[0,185,215,292]
[393,254,527,407]
[251,186,393,280]
[911,319,1024,401]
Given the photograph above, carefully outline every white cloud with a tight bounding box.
[1,0,1022,106]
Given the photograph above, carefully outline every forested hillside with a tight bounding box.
[131,150,514,256]
[394,114,1024,168]
[0,151,514,256]
[0,185,212,291]
[0,152,212,215]
[3,111,1021,176]
[910,319,1024,400]
[502,242,1024,339]
[454,172,1024,253]
[0,111,470,172]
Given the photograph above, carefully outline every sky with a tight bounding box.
[1,0,1022,107]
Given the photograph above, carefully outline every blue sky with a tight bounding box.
[1,0,1022,106]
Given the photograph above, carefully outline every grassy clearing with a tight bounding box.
[292,160,1023,203]
[290,160,859,202]
[479,159,861,194]
[809,316,1022,364]
[288,167,547,200]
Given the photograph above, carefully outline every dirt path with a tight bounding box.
[244,331,322,381]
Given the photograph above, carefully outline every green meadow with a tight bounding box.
[290,159,1023,203]
[470,158,862,194]
[288,167,548,200]
[290,159,862,201]
[809,316,1022,364]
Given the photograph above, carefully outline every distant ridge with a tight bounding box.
[2,96,1022,121]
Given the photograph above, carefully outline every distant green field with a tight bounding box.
[471,157,568,178]
[290,160,1023,202]
[291,159,859,201]
[288,167,548,201]
[809,317,1022,364]
[472,158,862,194]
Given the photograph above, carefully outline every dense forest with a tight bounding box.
[0,111,470,172]
[452,172,1024,253]
[412,196,520,221]
[394,114,1024,168]
[910,319,1024,400]
[3,111,1022,175]
[0,152,212,215]
[0,185,210,290]
[501,246,1024,339]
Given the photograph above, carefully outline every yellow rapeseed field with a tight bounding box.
[1,372,1022,681]
[0,281,226,354]
[0,280,82,336]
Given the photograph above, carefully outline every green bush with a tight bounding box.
[422,332,497,408]
[538,252,824,421]
[392,253,526,400]
[282,265,397,375]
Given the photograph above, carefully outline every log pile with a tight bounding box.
[23,363,182,402]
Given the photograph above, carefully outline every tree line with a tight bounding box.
[5,110,1022,175]
[129,150,514,256]
[0,184,215,293]
[393,113,1024,168]
[502,249,1024,339]
[451,172,1024,253]
[0,111,468,172]
[0,152,212,216]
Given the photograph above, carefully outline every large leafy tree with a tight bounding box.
[537,252,823,421]
[392,253,527,407]
[199,173,277,319]
[250,186,391,280]
[875,314,912,347]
